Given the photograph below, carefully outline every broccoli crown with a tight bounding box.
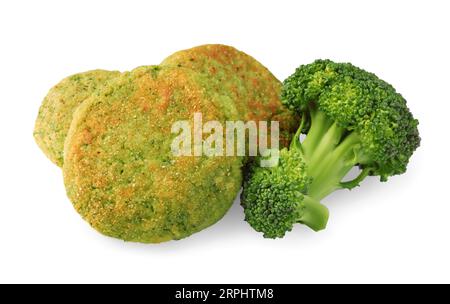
[242,149,328,238]
[282,59,420,179]
[242,60,420,238]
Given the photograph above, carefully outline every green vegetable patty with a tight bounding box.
[162,44,298,146]
[34,70,120,166]
[63,66,244,243]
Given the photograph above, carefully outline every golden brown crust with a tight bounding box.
[64,66,243,243]
[161,44,297,136]
[34,70,120,166]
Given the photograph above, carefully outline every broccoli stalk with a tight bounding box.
[295,195,330,233]
[242,60,420,238]
[292,108,371,200]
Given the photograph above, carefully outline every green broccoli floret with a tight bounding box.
[242,149,329,238]
[242,59,420,238]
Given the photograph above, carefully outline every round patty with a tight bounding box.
[63,66,244,243]
[161,44,297,145]
[34,70,120,166]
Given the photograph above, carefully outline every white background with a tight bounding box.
[0,0,448,284]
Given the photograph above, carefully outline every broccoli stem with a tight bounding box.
[308,132,361,199]
[298,195,330,232]
[340,168,371,189]
[307,121,344,169]
[294,109,368,201]
[302,107,334,158]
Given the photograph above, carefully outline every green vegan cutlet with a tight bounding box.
[34,70,120,167]
[63,66,244,243]
[161,44,298,145]
[36,45,299,243]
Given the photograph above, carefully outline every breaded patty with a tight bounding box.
[34,70,120,166]
[161,44,298,145]
[63,66,244,243]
